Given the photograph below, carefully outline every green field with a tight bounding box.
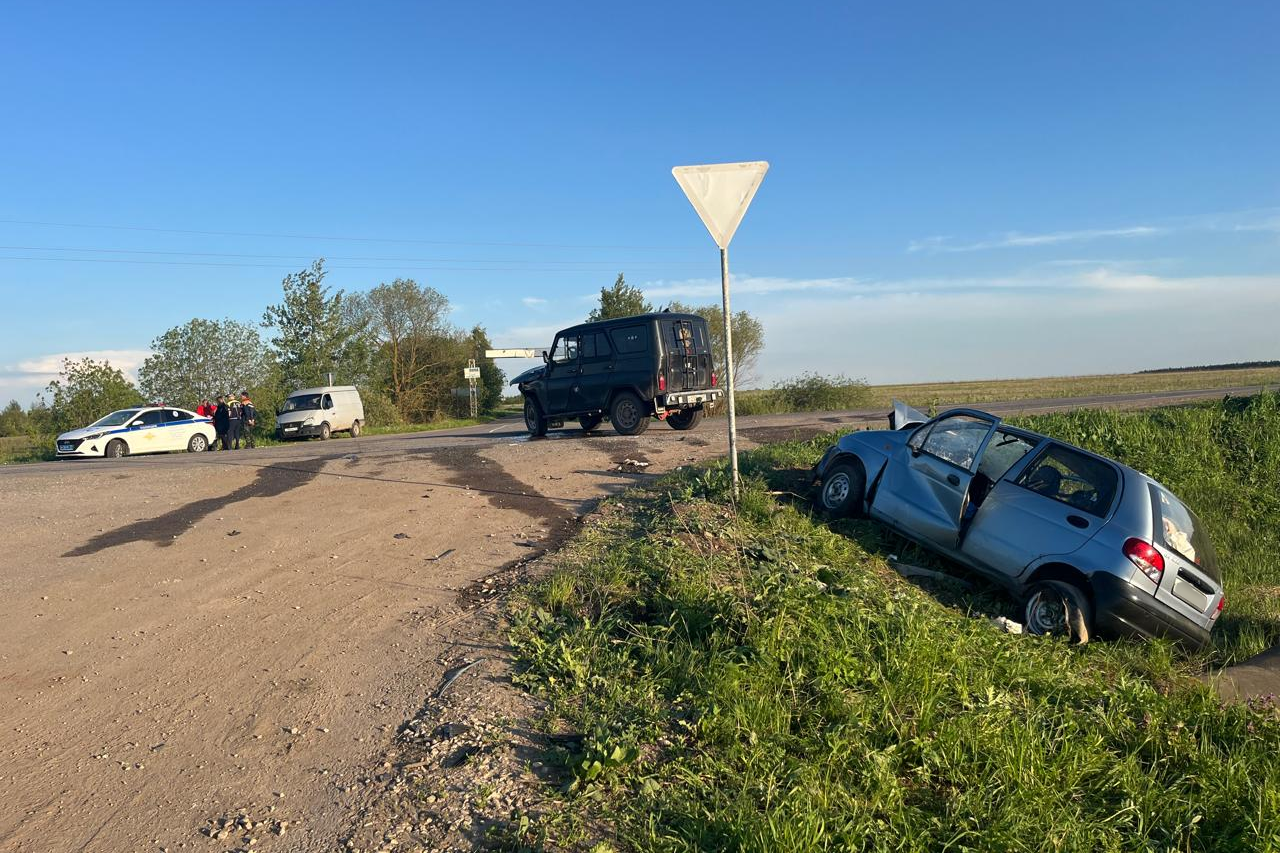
[507,392,1280,852]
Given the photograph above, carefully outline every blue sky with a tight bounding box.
[2,1,1277,403]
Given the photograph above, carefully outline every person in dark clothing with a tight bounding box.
[239,392,257,449]
[227,396,243,450]
[213,395,231,450]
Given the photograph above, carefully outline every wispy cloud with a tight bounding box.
[909,226,1162,254]
[0,349,151,405]
[642,274,861,301]
[521,297,548,307]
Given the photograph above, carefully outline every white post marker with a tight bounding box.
[672,161,769,496]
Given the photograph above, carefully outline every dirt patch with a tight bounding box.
[739,425,834,444]
[63,458,327,557]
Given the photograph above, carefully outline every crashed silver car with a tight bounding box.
[812,402,1225,646]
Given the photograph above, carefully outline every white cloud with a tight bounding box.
[0,349,151,405]
[521,297,548,307]
[909,226,1162,254]
[642,274,861,301]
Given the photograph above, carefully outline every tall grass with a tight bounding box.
[507,393,1280,852]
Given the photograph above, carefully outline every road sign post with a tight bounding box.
[463,360,481,418]
[672,161,769,497]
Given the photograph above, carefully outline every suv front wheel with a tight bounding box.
[524,396,548,437]
[609,392,649,436]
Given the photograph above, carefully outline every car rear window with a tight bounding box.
[610,325,648,354]
[1150,485,1220,582]
[1016,444,1118,518]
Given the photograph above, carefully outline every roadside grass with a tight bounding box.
[506,393,1280,852]
[0,435,54,464]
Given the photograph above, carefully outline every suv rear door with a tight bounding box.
[659,317,712,392]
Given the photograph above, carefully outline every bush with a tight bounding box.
[358,387,404,428]
[723,373,873,416]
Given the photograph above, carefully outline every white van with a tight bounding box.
[275,385,365,440]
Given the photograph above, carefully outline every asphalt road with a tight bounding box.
[4,383,1266,478]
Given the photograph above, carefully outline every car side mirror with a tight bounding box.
[541,350,549,364]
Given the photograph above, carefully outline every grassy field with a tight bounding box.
[506,392,1280,852]
[867,365,1280,409]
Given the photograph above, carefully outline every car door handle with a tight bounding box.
[947,474,960,486]
[1066,514,1090,529]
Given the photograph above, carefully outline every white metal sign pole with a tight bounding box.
[719,245,739,491]
[672,161,768,499]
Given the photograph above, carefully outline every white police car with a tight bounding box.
[55,407,217,459]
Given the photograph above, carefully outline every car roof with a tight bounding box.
[557,312,705,334]
[288,386,358,395]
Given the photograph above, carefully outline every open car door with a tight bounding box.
[869,411,999,553]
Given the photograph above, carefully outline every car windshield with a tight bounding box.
[1151,485,1220,582]
[281,394,322,412]
[90,409,142,427]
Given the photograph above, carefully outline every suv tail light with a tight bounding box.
[1123,538,1165,584]
[658,374,666,392]
[711,371,718,387]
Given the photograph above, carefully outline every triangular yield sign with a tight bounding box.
[672,161,769,249]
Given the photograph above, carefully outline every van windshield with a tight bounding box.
[282,394,322,413]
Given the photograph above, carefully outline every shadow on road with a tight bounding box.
[62,457,328,557]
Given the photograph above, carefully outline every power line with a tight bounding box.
[0,217,705,252]
[0,255,703,274]
[0,244,697,269]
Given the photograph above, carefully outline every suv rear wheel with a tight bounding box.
[666,408,703,431]
[1023,580,1092,644]
[524,396,548,437]
[610,392,649,436]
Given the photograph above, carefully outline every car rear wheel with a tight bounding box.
[610,392,649,436]
[818,462,864,518]
[350,420,362,438]
[187,434,208,453]
[579,414,603,432]
[105,439,128,459]
[524,396,548,437]
[319,422,331,440]
[666,408,704,431]
[1023,580,1092,644]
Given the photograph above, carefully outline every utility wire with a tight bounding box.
[0,244,697,269]
[0,217,705,252]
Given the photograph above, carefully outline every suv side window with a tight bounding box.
[1017,444,1119,518]
[919,414,991,471]
[610,325,647,355]
[550,335,579,364]
[581,332,611,361]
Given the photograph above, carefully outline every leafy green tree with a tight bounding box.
[352,279,453,416]
[587,273,652,322]
[466,325,505,414]
[665,301,766,387]
[262,259,366,389]
[139,318,275,408]
[0,400,28,437]
[43,358,142,432]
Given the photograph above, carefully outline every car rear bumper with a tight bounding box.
[1090,572,1212,649]
[662,388,723,407]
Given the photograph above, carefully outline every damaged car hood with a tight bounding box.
[510,365,546,386]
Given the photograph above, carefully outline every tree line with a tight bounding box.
[0,267,767,440]
[1,259,505,439]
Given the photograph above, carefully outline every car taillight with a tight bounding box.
[1213,593,1226,620]
[1123,538,1165,584]
[711,371,718,387]
[658,374,666,392]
